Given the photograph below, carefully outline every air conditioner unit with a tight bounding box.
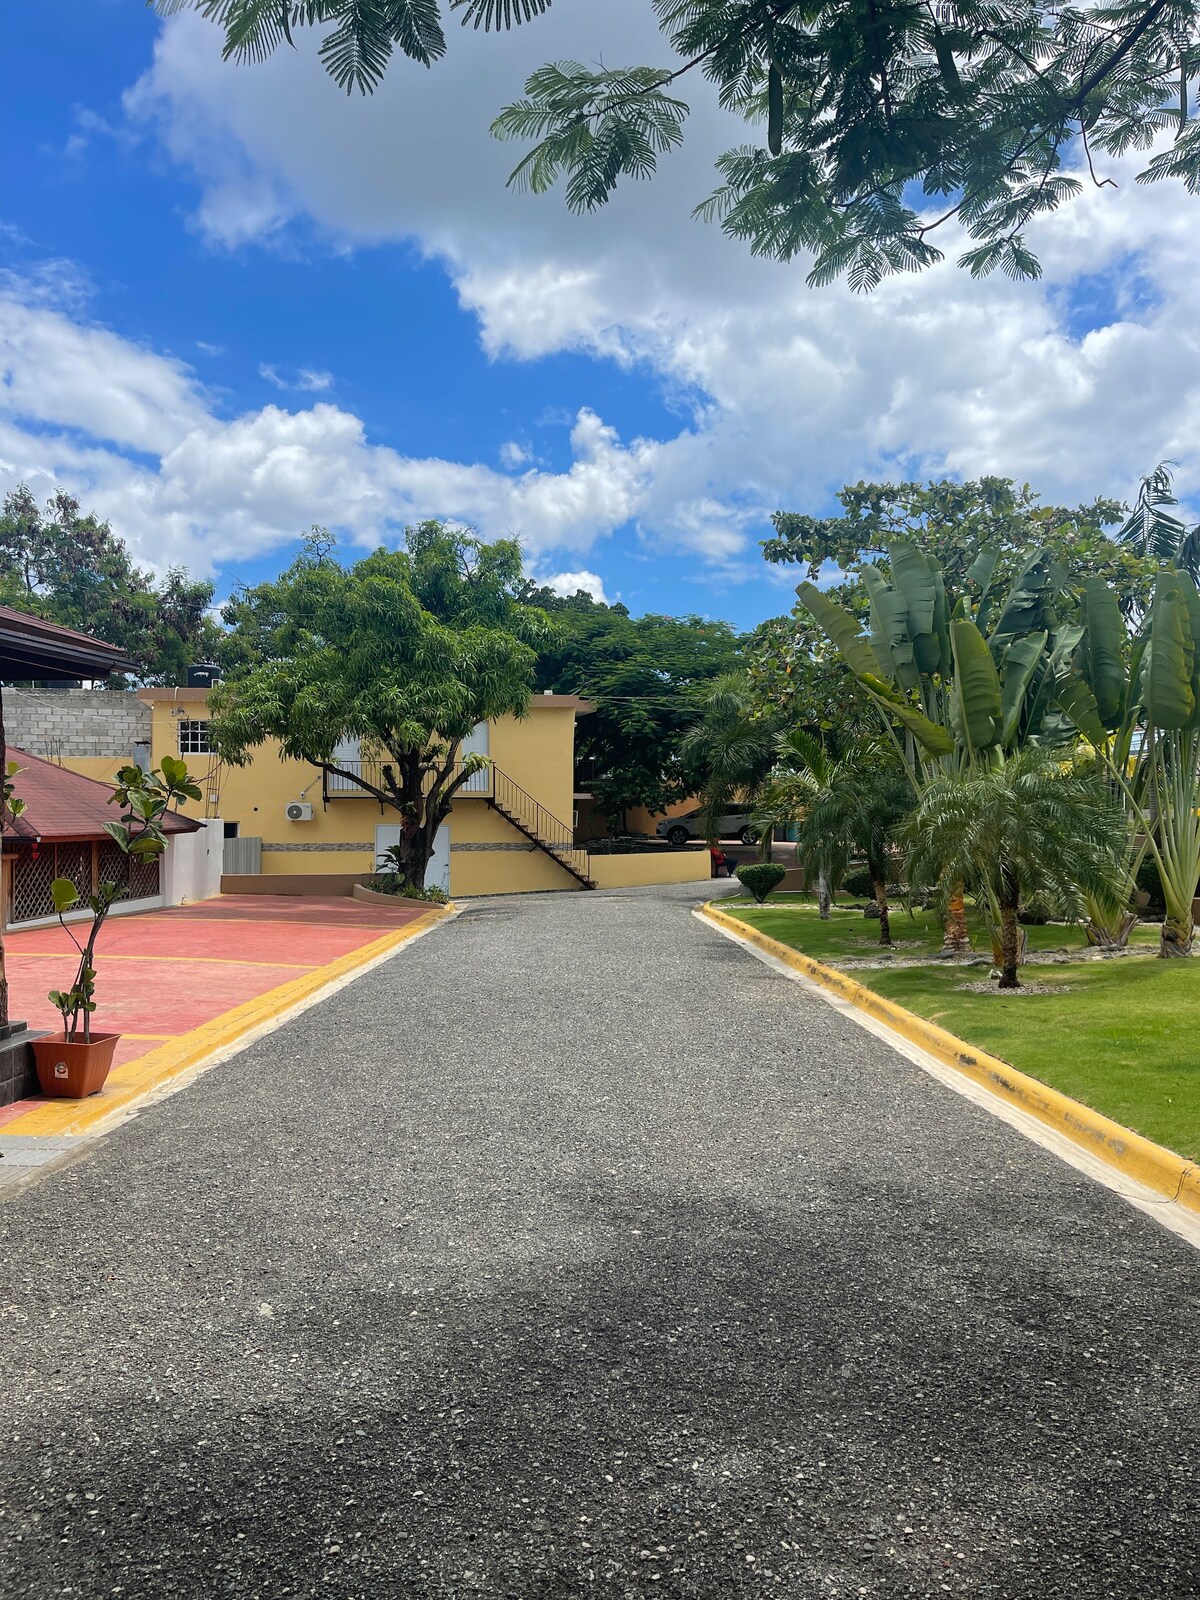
[285,801,314,822]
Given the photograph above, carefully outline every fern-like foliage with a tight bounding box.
[156,0,1200,283]
[449,0,553,28]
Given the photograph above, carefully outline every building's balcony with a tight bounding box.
[323,759,493,801]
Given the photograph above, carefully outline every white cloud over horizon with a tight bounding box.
[4,6,1200,600]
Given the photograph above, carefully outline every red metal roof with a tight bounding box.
[1,750,201,843]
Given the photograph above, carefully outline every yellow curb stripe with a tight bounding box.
[701,901,1200,1217]
[3,907,452,1139]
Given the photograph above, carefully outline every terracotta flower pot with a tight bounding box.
[32,1032,120,1099]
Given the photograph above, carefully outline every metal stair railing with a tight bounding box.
[488,765,594,887]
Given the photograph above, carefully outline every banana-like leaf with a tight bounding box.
[1055,672,1108,748]
[862,681,954,756]
[795,582,878,681]
[862,566,920,690]
[890,541,941,675]
[950,618,1001,754]
[1179,573,1200,723]
[1079,578,1126,729]
[989,547,1056,647]
[998,630,1047,748]
[966,547,999,598]
[1143,573,1196,731]
[931,567,952,678]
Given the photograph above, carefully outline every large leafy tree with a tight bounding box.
[0,486,221,685]
[766,476,1155,617]
[520,584,742,831]
[214,523,547,888]
[159,0,1200,286]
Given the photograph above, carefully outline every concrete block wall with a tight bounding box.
[3,689,151,759]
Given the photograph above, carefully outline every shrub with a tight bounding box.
[1135,853,1166,913]
[841,865,874,899]
[367,872,449,904]
[736,862,787,903]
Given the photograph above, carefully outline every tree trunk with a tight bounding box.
[389,815,434,889]
[816,870,831,920]
[997,902,1021,989]
[1159,914,1195,957]
[942,883,970,953]
[871,878,892,946]
[1084,910,1138,949]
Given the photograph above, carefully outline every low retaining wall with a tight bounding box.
[0,1025,45,1106]
[589,849,711,890]
[221,872,369,897]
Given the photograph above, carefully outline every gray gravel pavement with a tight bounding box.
[1,883,1198,1599]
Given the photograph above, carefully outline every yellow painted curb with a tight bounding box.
[4,906,452,1138]
[701,901,1200,1216]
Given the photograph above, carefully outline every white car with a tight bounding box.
[656,807,757,846]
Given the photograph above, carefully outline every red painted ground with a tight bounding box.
[0,894,425,1125]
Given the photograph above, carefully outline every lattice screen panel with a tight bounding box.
[10,846,57,925]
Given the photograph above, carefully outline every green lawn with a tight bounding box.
[722,898,1199,1161]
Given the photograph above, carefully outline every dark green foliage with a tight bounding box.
[519,583,742,831]
[215,522,547,888]
[681,673,781,843]
[1135,851,1167,913]
[735,861,786,904]
[369,848,450,902]
[841,866,874,899]
[765,477,1154,618]
[0,485,221,685]
[163,0,1200,284]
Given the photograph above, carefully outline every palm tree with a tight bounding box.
[904,749,1127,989]
[753,730,844,918]
[787,744,912,944]
[681,674,781,853]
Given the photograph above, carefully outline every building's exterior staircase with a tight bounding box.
[487,766,595,889]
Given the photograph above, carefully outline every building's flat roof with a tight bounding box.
[139,687,597,715]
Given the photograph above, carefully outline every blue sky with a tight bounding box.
[2,3,1196,635]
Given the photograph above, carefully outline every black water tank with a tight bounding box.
[186,663,222,689]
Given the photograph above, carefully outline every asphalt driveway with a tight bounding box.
[0,883,1197,1598]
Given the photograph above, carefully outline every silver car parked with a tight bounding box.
[655,807,756,846]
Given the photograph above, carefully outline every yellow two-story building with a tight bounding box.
[4,685,710,898]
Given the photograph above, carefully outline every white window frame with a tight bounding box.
[177,718,212,756]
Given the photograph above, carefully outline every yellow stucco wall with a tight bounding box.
[131,692,589,895]
[50,692,710,896]
[589,850,711,889]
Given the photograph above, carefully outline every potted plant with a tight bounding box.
[32,757,200,1099]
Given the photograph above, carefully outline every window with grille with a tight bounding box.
[177,719,212,755]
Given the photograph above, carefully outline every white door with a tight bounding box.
[375,822,450,894]
[459,721,490,793]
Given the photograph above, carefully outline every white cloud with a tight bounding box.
[259,362,334,392]
[499,440,530,469]
[540,570,608,603]
[0,274,669,579]
[116,2,1200,574]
